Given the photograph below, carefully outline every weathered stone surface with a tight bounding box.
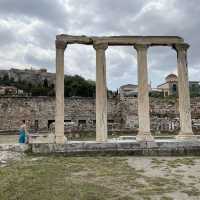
[0,151,24,166]
[29,133,55,144]
[134,44,153,141]
[30,140,200,156]
[55,45,66,143]
[0,96,200,134]
[94,43,108,142]
[174,44,195,139]
[0,144,28,152]
[56,35,184,46]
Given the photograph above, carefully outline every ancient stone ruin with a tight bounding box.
[55,35,194,143]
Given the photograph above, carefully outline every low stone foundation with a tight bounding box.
[1,140,200,156]
[0,144,28,152]
[30,140,200,156]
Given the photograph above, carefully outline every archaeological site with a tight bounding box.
[1,34,200,156]
[2,2,200,199]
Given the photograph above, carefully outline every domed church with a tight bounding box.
[157,73,200,97]
[157,74,178,97]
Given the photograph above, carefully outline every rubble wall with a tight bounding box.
[0,96,200,134]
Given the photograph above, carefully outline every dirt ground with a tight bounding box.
[0,153,200,200]
[0,135,18,144]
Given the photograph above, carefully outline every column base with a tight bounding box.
[96,134,107,142]
[176,132,197,140]
[96,137,107,142]
[136,132,154,142]
[55,135,67,144]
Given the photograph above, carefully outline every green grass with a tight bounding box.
[1,156,200,200]
[0,156,138,200]
[166,158,195,168]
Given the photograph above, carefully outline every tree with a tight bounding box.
[64,75,96,97]
[43,79,48,88]
[3,74,9,81]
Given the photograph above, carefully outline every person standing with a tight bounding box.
[18,120,28,144]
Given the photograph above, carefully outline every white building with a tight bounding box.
[157,74,200,97]
[119,84,151,98]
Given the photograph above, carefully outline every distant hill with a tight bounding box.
[0,68,55,85]
[0,68,96,97]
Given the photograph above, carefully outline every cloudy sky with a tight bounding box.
[0,0,199,90]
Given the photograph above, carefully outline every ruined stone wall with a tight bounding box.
[0,96,200,134]
[0,97,122,132]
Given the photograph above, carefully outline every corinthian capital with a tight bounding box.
[173,43,190,51]
[134,44,149,51]
[93,42,108,51]
[55,40,67,49]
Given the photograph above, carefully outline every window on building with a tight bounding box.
[35,120,39,130]
[64,120,71,122]
[78,120,86,125]
[108,120,114,123]
[172,84,177,92]
[48,120,55,129]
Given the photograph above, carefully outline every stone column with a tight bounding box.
[174,43,195,139]
[55,40,67,143]
[93,43,108,142]
[134,44,154,141]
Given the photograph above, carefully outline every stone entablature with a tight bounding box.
[57,35,184,46]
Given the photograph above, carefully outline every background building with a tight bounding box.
[157,74,200,97]
[0,86,23,96]
[157,74,178,97]
[119,84,151,99]
[119,84,138,98]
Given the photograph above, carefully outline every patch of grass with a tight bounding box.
[182,187,200,196]
[135,176,186,197]
[188,175,196,179]
[151,158,165,166]
[161,196,173,200]
[166,158,195,168]
[0,156,140,200]
[0,156,199,200]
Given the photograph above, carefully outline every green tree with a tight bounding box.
[43,79,48,88]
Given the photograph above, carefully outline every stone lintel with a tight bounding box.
[56,34,184,46]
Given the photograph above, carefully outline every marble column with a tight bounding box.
[134,44,154,141]
[174,43,195,139]
[93,43,108,142]
[55,40,67,143]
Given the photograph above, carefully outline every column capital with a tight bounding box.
[93,42,108,51]
[173,43,190,51]
[134,44,149,51]
[55,40,67,49]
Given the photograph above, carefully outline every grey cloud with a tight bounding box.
[67,0,145,35]
[0,0,68,27]
[0,27,16,47]
[24,52,54,71]
[30,23,58,49]
[0,0,200,89]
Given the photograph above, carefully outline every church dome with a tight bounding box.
[165,74,177,82]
